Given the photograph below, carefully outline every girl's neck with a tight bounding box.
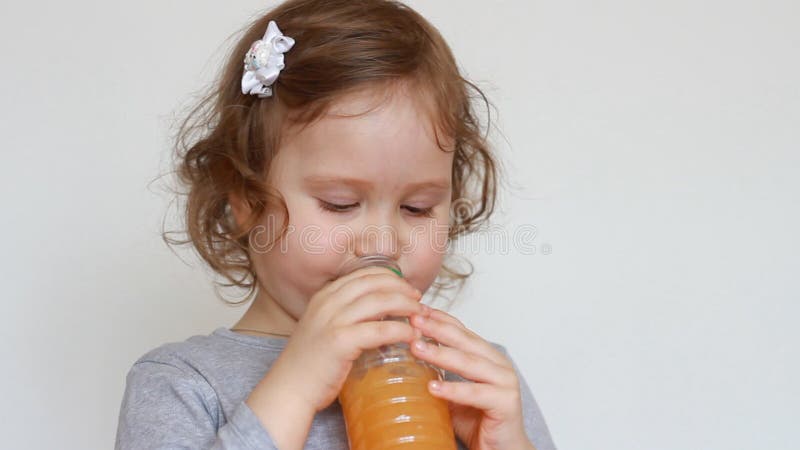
[232,287,297,336]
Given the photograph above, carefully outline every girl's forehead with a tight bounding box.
[283,89,453,169]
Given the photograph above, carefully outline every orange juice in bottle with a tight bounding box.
[336,255,457,450]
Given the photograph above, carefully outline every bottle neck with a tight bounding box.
[336,255,403,278]
[335,255,408,326]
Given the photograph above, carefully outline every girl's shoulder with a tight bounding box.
[121,328,288,421]
[129,327,286,373]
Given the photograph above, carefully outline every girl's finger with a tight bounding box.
[325,265,408,295]
[335,320,416,359]
[411,314,512,369]
[424,306,467,329]
[411,337,517,387]
[427,380,522,417]
[336,291,424,325]
[421,307,511,367]
[325,269,421,310]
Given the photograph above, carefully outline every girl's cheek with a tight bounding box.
[404,222,448,292]
[415,217,449,255]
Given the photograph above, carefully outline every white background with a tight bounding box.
[1,0,797,449]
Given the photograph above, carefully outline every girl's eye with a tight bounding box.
[317,200,434,218]
[403,205,435,218]
[318,200,358,213]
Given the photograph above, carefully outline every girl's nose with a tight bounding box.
[353,224,401,260]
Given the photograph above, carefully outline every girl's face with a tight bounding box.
[235,85,454,322]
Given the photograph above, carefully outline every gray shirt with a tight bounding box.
[115,327,557,449]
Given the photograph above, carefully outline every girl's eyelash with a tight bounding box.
[317,201,434,217]
[403,205,435,217]
[317,201,357,213]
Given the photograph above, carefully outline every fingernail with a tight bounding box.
[429,380,441,391]
[414,339,427,351]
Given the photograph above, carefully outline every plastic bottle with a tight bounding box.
[336,255,457,450]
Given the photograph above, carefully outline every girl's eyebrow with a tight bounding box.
[303,175,451,192]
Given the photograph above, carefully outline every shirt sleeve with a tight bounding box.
[495,345,559,450]
[114,360,279,450]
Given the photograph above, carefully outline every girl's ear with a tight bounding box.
[228,192,251,229]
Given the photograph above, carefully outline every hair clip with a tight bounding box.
[241,20,295,98]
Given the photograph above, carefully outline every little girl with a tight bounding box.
[115,0,557,449]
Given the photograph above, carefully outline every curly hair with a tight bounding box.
[161,0,504,308]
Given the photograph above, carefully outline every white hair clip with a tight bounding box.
[241,20,295,98]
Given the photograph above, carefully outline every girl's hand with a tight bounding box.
[269,266,424,412]
[409,306,536,450]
